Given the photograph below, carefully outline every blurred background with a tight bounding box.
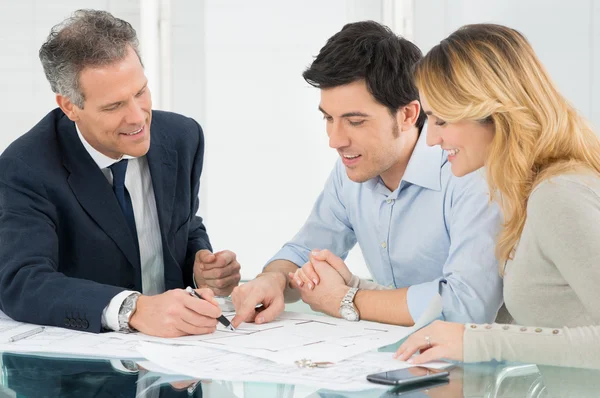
[1,0,598,279]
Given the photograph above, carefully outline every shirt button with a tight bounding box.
[386,199,393,204]
[381,242,387,249]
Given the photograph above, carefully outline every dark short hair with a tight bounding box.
[39,9,142,108]
[303,21,425,131]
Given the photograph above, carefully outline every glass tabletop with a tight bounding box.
[1,302,598,397]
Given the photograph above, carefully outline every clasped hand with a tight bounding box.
[288,250,353,317]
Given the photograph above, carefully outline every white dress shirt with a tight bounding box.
[75,124,165,331]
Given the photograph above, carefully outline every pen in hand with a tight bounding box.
[185,286,235,331]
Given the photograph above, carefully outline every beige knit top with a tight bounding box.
[464,172,600,369]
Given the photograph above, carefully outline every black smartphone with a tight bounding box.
[366,366,449,386]
[381,378,450,396]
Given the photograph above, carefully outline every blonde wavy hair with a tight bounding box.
[414,24,600,271]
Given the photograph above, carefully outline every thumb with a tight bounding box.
[313,249,346,270]
[254,298,284,325]
[197,288,219,307]
[196,249,216,264]
[408,346,446,365]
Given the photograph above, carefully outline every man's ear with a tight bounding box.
[396,100,421,131]
[56,94,80,122]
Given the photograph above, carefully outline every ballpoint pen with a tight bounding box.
[185,286,235,331]
[9,326,45,343]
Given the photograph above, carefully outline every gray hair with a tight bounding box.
[39,9,143,108]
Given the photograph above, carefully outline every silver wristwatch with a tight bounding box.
[339,287,360,321]
[118,292,141,333]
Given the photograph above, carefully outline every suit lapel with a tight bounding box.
[146,121,178,237]
[57,115,141,273]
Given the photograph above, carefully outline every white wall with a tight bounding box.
[412,0,600,129]
[0,0,140,149]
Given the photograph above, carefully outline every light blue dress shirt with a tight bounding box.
[268,131,504,324]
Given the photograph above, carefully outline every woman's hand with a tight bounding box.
[395,320,466,364]
[288,249,353,290]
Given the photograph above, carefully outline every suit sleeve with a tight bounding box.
[183,120,212,286]
[0,157,124,333]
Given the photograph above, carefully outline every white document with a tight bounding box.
[0,294,441,362]
[0,310,145,358]
[0,326,144,358]
[0,311,44,340]
[119,294,442,365]
[137,341,451,392]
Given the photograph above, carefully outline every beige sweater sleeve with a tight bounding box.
[464,175,600,369]
[347,274,391,290]
[464,323,600,369]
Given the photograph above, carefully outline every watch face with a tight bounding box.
[340,305,359,321]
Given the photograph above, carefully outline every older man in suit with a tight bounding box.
[0,10,240,337]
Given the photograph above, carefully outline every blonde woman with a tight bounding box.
[394,23,600,369]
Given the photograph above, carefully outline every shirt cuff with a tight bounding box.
[110,359,139,374]
[265,246,306,269]
[406,281,442,324]
[101,290,138,331]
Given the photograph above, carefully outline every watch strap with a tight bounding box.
[118,292,141,333]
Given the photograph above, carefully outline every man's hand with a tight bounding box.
[289,250,353,289]
[194,249,241,296]
[289,258,349,317]
[129,288,221,337]
[230,272,286,328]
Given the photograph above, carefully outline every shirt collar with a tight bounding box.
[75,122,135,169]
[365,122,444,193]
[402,123,444,191]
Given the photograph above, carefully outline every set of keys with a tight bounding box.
[294,359,335,369]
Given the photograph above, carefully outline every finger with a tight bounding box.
[288,272,304,288]
[296,268,314,290]
[213,273,241,293]
[176,318,217,336]
[312,249,346,271]
[196,288,218,305]
[196,249,216,265]
[408,346,446,364]
[231,292,262,328]
[200,261,241,280]
[184,294,222,319]
[300,261,320,286]
[254,298,284,325]
[202,251,237,270]
[180,307,219,329]
[395,336,428,361]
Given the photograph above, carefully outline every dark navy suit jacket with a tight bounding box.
[0,108,212,333]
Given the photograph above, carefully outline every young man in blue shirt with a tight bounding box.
[231,21,503,327]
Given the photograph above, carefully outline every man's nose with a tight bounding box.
[328,121,350,149]
[125,101,146,126]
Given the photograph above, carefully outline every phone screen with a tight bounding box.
[366,367,449,386]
